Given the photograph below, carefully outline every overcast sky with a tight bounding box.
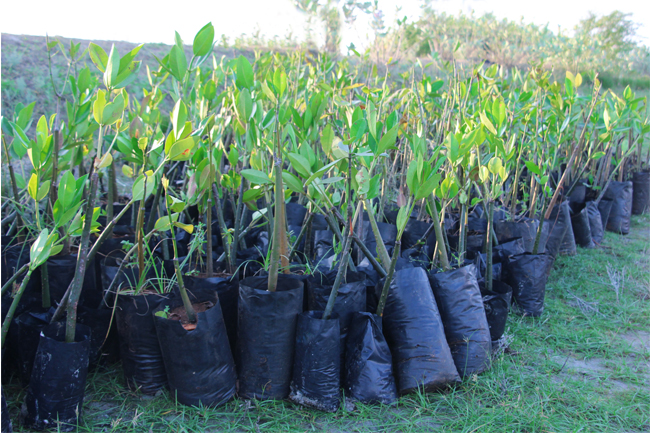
[1,0,648,49]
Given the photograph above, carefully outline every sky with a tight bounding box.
[1,0,649,50]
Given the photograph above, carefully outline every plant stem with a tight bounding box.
[427,194,450,271]
[365,199,391,270]
[1,263,29,295]
[322,201,362,320]
[65,171,99,343]
[376,240,401,317]
[212,185,233,273]
[1,269,34,348]
[485,200,494,291]
[206,198,214,277]
[40,263,50,309]
[2,136,25,237]
[289,212,313,261]
[174,258,197,323]
[167,191,197,323]
[532,192,548,255]
[136,198,146,282]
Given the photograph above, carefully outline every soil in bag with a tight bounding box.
[570,202,595,248]
[558,209,577,256]
[494,218,548,253]
[344,312,397,405]
[544,200,571,258]
[401,218,436,255]
[632,171,650,215]
[597,199,614,231]
[307,269,365,375]
[24,322,91,432]
[429,265,491,377]
[312,230,335,267]
[358,221,397,261]
[184,273,239,357]
[77,305,120,367]
[377,267,460,392]
[116,292,169,394]
[154,292,236,408]
[237,275,304,400]
[5,308,54,386]
[479,280,513,341]
[586,201,604,244]
[603,181,633,234]
[290,311,340,412]
[503,253,555,317]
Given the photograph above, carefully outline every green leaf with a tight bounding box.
[193,22,214,57]
[236,55,254,90]
[168,136,197,161]
[97,152,113,169]
[171,99,188,139]
[273,68,287,97]
[406,160,417,194]
[30,229,52,269]
[367,100,377,139]
[304,158,343,187]
[36,180,51,202]
[261,81,277,103]
[377,124,399,154]
[27,173,38,200]
[355,167,370,196]
[525,161,541,176]
[288,153,311,178]
[103,44,120,89]
[487,157,503,175]
[396,206,409,234]
[321,125,334,155]
[88,43,108,73]
[58,171,77,208]
[169,44,188,82]
[243,187,264,203]
[367,174,381,200]
[241,169,273,185]
[282,171,304,193]
[480,111,497,135]
[155,213,179,232]
[93,90,107,125]
[132,170,156,201]
[415,173,441,200]
[237,88,253,121]
[174,222,194,234]
[439,175,459,200]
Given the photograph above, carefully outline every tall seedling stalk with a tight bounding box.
[268,110,290,292]
[162,177,197,323]
[64,42,141,342]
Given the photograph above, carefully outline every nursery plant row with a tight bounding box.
[1,22,649,431]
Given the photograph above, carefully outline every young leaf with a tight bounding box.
[193,22,215,57]
[288,153,311,178]
[168,136,197,161]
[396,206,409,234]
[480,111,497,135]
[88,43,108,73]
[282,171,304,193]
[241,169,273,185]
[377,124,399,154]
[169,45,188,82]
[236,55,254,90]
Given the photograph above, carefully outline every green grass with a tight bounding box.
[3,215,649,432]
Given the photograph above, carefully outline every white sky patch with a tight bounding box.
[1,0,648,49]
